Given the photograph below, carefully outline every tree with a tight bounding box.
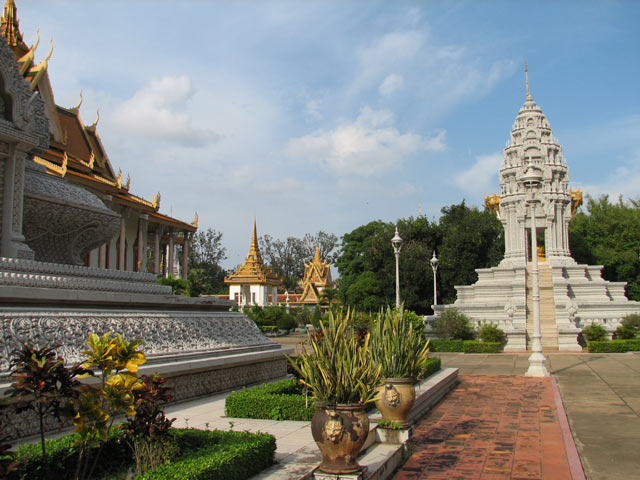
[187,228,227,296]
[335,203,504,313]
[570,195,640,300]
[260,231,340,292]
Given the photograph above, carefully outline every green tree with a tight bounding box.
[570,195,640,300]
[187,228,227,296]
[260,231,340,292]
[437,201,504,304]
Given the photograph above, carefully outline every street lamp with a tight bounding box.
[521,165,549,377]
[391,226,403,309]
[430,250,439,308]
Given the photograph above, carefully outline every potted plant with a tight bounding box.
[369,307,430,426]
[288,308,381,475]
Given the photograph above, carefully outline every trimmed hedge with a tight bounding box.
[225,378,314,421]
[139,429,276,480]
[587,339,640,353]
[10,428,275,480]
[11,428,130,479]
[258,325,279,333]
[429,339,503,353]
[463,341,503,353]
[429,339,465,352]
[422,357,441,378]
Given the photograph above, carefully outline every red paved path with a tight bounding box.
[394,375,573,480]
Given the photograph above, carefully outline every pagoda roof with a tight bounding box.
[0,0,196,233]
[298,245,333,304]
[225,219,281,286]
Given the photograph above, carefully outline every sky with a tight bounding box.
[14,0,640,269]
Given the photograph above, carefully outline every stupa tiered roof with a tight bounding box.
[299,245,333,304]
[225,220,281,287]
[0,0,196,233]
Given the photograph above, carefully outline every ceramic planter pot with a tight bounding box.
[375,377,416,425]
[311,402,369,474]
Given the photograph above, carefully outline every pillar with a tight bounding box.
[137,215,148,273]
[153,225,164,274]
[118,216,126,270]
[98,244,105,269]
[167,229,175,277]
[1,147,33,260]
[181,230,189,280]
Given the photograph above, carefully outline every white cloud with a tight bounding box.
[112,75,220,147]
[255,177,303,194]
[284,106,447,177]
[453,153,502,195]
[379,74,404,96]
[304,98,323,121]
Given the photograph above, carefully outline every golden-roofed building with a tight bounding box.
[225,219,281,307]
[298,245,334,304]
[0,0,196,277]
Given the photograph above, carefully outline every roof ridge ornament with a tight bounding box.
[70,90,83,114]
[1,0,22,47]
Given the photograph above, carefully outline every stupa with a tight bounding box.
[439,67,640,351]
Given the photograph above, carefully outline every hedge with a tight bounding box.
[10,428,275,480]
[462,341,503,353]
[587,339,640,353]
[422,357,441,378]
[225,378,314,421]
[138,429,276,480]
[429,339,503,353]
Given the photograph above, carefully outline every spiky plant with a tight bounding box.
[369,306,430,379]
[288,308,381,405]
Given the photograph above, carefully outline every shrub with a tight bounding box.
[477,323,506,345]
[258,325,278,333]
[158,275,190,296]
[582,324,609,342]
[290,307,312,327]
[431,309,476,340]
[225,379,314,421]
[429,339,464,352]
[588,339,640,353]
[423,358,441,378]
[614,314,640,339]
[462,341,503,353]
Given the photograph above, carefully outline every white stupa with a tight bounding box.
[439,67,640,351]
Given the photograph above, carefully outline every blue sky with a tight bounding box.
[16,1,640,268]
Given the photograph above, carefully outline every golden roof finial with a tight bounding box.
[525,61,531,101]
[17,28,38,75]
[1,0,22,47]
[152,192,161,209]
[69,90,83,114]
[88,151,95,169]
[313,245,321,263]
[191,212,199,228]
[124,173,130,190]
[28,38,53,89]
[116,169,122,188]
[87,108,100,130]
[250,217,260,257]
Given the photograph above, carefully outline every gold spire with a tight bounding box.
[17,28,38,75]
[191,212,199,228]
[250,217,260,259]
[313,245,321,263]
[525,62,531,101]
[124,174,130,190]
[152,192,161,209]
[1,0,22,47]
[69,90,83,114]
[116,169,122,188]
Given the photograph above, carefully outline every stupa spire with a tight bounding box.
[250,217,259,255]
[525,62,531,101]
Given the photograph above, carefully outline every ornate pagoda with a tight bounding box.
[225,219,281,307]
[298,245,334,304]
[0,0,196,277]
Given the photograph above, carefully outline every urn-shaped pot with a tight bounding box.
[311,403,369,474]
[375,378,416,425]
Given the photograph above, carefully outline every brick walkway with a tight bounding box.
[394,375,572,480]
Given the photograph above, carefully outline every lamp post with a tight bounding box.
[391,226,403,309]
[430,250,439,309]
[522,166,549,377]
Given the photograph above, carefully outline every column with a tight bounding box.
[118,216,126,270]
[98,244,105,269]
[137,215,148,273]
[153,225,164,274]
[181,230,190,279]
[167,229,175,278]
[1,148,33,260]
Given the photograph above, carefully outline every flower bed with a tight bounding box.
[10,428,276,480]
